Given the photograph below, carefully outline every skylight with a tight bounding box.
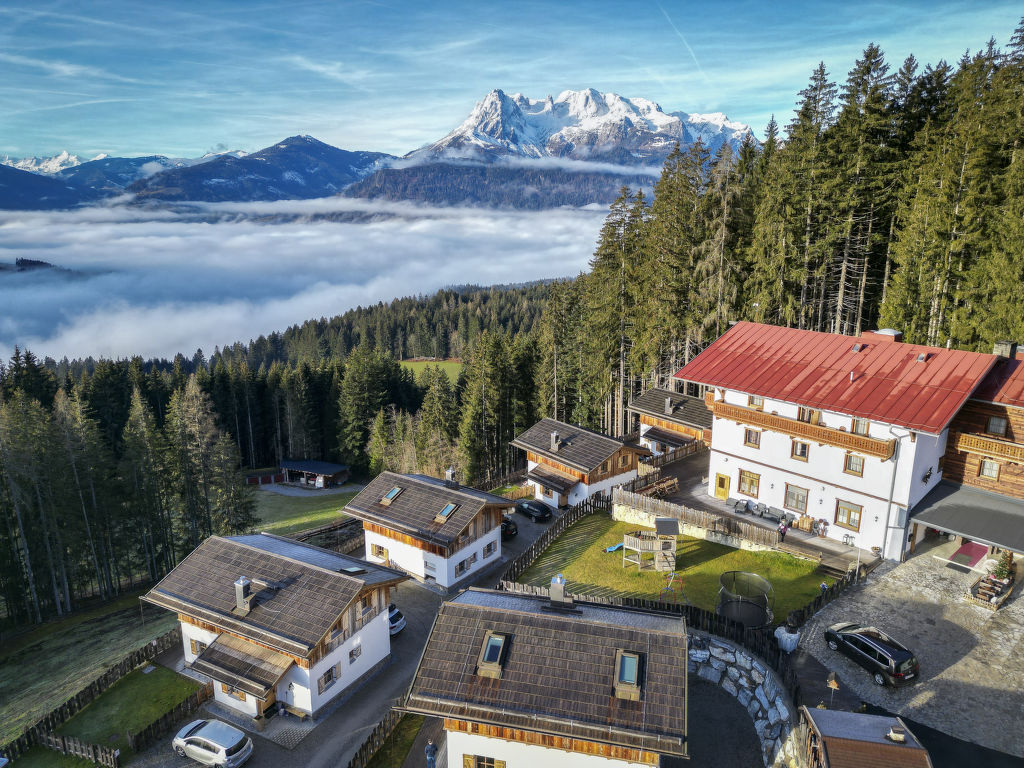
[434,502,459,523]
[614,649,642,700]
[476,630,508,679]
[380,486,402,506]
[482,634,504,663]
[618,652,639,685]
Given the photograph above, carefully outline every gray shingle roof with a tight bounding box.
[512,418,633,473]
[191,633,292,699]
[404,589,688,758]
[344,472,511,546]
[803,708,932,768]
[527,465,577,493]
[142,533,406,656]
[628,388,713,429]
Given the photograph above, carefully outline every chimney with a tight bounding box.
[551,431,560,452]
[861,329,903,343]
[993,340,1018,359]
[664,396,673,415]
[550,573,573,608]
[885,725,906,744]
[234,576,253,615]
[444,466,458,489]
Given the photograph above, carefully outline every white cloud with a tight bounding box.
[0,200,603,361]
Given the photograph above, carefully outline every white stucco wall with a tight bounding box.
[308,609,391,712]
[446,729,652,768]
[212,684,259,716]
[442,527,501,587]
[365,524,500,588]
[528,459,636,507]
[365,528,427,579]
[180,620,219,664]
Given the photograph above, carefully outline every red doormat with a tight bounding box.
[950,541,988,568]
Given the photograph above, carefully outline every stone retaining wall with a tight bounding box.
[613,503,775,552]
[688,632,796,767]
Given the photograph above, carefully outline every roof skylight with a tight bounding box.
[380,486,403,506]
[434,502,459,523]
[614,649,642,700]
[476,630,508,679]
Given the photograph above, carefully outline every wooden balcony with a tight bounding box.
[706,395,896,459]
[953,432,1024,463]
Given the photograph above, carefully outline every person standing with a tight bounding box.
[778,520,788,542]
[425,738,437,768]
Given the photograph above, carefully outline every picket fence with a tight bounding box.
[127,682,213,753]
[345,708,403,768]
[36,731,121,767]
[0,626,182,760]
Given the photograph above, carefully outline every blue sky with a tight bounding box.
[1,1,1020,159]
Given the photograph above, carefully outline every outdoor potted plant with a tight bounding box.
[817,519,829,538]
[991,551,1014,585]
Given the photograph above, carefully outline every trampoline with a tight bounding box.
[716,571,774,628]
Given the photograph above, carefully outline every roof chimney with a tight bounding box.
[444,466,458,489]
[234,576,253,616]
[885,725,907,744]
[664,396,673,415]
[993,340,1018,359]
[549,573,573,608]
[551,431,560,452]
[862,329,903,343]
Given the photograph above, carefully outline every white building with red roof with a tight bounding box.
[674,322,998,560]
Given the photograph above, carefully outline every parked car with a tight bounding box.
[172,719,253,767]
[501,515,518,539]
[388,603,406,635]
[824,622,920,686]
[515,499,553,521]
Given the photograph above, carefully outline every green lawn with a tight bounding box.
[5,747,95,768]
[254,489,357,536]
[57,665,201,757]
[0,599,178,745]
[365,715,425,768]
[518,515,830,623]
[400,359,463,383]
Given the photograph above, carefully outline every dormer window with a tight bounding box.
[380,486,402,506]
[434,502,459,524]
[476,631,507,679]
[614,649,642,700]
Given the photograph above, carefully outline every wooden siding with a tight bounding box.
[945,401,1024,500]
[640,414,706,443]
[363,521,449,556]
[178,614,310,668]
[527,452,585,482]
[584,445,643,485]
[443,718,660,765]
[706,393,896,459]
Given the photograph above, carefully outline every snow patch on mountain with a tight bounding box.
[1,151,93,175]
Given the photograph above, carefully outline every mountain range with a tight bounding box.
[1,88,753,211]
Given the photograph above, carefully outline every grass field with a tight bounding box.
[0,597,178,745]
[518,515,830,623]
[57,665,201,757]
[400,359,462,383]
[365,715,425,768]
[254,489,357,535]
[7,747,94,768]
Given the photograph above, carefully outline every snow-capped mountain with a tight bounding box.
[412,88,752,164]
[0,150,99,175]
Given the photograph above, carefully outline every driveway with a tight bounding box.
[799,544,1024,757]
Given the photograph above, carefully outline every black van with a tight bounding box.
[824,622,920,687]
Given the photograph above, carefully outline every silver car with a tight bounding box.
[172,719,253,767]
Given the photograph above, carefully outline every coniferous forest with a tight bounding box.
[1,20,1022,628]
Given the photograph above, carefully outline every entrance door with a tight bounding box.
[714,473,730,500]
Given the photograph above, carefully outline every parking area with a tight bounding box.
[799,543,1024,758]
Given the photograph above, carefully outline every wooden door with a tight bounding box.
[714,473,730,500]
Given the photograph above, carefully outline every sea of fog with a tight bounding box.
[0,198,606,361]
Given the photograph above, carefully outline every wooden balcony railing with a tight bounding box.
[953,432,1024,463]
[706,396,896,459]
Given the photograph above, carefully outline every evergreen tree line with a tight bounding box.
[541,21,1024,436]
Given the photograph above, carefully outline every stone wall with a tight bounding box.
[612,503,775,553]
[688,632,797,767]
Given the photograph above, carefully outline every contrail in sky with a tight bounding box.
[656,1,712,84]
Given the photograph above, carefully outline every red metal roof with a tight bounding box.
[971,351,1024,409]
[673,322,998,434]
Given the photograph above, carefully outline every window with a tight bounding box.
[476,631,507,679]
[463,757,505,768]
[748,395,764,410]
[784,484,808,513]
[221,683,245,701]
[483,541,496,558]
[349,645,362,663]
[434,502,459,523]
[359,594,372,614]
[600,460,610,474]
[791,440,810,461]
[380,486,402,506]
[744,429,761,448]
[613,649,642,700]
[844,453,865,476]
[317,665,337,694]
[980,459,1000,480]
[835,500,862,531]
[619,454,629,468]
[851,418,869,436]
[797,407,819,424]
[455,557,471,576]
[738,469,760,498]
[370,543,388,561]
[189,639,208,656]
[424,560,435,572]
[986,416,1008,437]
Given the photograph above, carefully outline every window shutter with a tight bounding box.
[462,756,474,768]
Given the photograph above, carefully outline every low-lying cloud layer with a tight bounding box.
[0,198,605,361]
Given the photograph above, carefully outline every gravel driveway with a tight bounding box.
[799,551,1024,757]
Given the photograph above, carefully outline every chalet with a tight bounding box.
[343,472,510,589]
[280,459,350,488]
[403,587,689,768]
[142,532,407,719]
[627,387,713,455]
[674,322,997,560]
[511,418,648,508]
[800,707,933,768]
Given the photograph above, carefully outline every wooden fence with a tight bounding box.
[613,488,781,548]
[127,682,213,753]
[500,496,611,583]
[346,708,403,768]
[36,731,121,767]
[469,467,527,492]
[640,440,707,471]
[0,625,182,760]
